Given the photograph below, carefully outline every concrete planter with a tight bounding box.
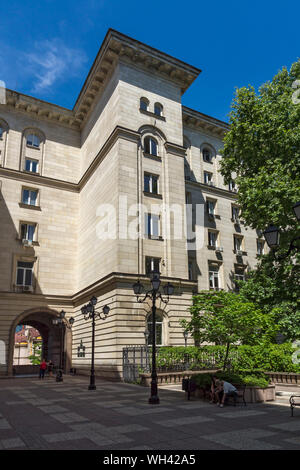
[243,385,275,403]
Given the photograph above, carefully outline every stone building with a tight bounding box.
[0,29,265,379]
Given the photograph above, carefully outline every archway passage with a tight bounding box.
[9,310,71,377]
[14,325,43,367]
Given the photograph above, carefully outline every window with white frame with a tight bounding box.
[145,213,160,239]
[25,159,38,173]
[257,239,265,255]
[203,148,212,163]
[232,205,240,221]
[154,103,163,116]
[20,223,36,242]
[144,136,158,156]
[147,312,163,346]
[234,265,245,282]
[16,261,33,286]
[208,230,218,247]
[140,97,149,111]
[234,235,243,252]
[145,256,160,275]
[209,263,220,290]
[207,200,215,216]
[22,189,38,206]
[204,171,213,184]
[26,134,40,148]
[144,173,159,194]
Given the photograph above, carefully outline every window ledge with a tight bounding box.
[16,238,39,246]
[146,235,164,241]
[14,284,35,293]
[19,203,41,211]
[207,245,216,250]
[233,250,247,256]
[139,108,166,121]
[23,170,40,176]
[143,191,163,199]
[143,153,162,162]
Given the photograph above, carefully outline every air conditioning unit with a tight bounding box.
[215,246,223,252]
[22,285,33,292]
[208,181,214,186]
[236,250,243,256]
[22,239,33,247]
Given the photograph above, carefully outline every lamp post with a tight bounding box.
[183,329,190,370]
[81,297,110,391]
[263,201,300,260]
[133,271,174,404]
[52,310,74,382]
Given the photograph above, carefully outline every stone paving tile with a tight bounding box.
[37,405,69,414]
[215,410,267,418]
[5,401,26,405]
[155,415,214,427]
[0,418,11,430]
[51,412,89,424]
[202,428,281,450]
[117,406,172,416]
[269,421,300,432]
[0,437,26,449]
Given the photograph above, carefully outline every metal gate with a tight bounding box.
[122,346,150,382]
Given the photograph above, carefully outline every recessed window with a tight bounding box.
[232,205,240,221]
[25,159,38,173]
[144,173,159,194]
[20,223,36,242]
[229,180,236,192]
[257,239,265,255]
[208,230,218,247]
[207,200,215,216]
[203,148,212,163]
[209,263,220,290]
[147,312,163,346]
[154,103,163,117]
[145,256,160,275]
[140,97,149,111]
[144,136,158,156]
[234,235,243,252]
[16,261,33,286]
[204,171,213,185]
[145,213,160,239]
[26,134,40,148]
[22,189,38,206]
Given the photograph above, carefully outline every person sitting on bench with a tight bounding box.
[216,380,238,407]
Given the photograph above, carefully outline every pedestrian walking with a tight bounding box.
[39,358,47,379]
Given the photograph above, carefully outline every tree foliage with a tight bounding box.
[181,290,278,369]
[220,60,300,336]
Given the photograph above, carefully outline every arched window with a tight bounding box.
[26,134,40,148]
[147,312,164,346]
[203,148,212,163]
[144,136,158,156]
[154,103,163,117]
[140,97,149,112]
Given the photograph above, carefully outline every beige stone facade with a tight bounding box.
[0,29,265,379]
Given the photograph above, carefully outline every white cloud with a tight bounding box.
[25,39,87,93]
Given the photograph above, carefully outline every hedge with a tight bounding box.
[156,343,300,373]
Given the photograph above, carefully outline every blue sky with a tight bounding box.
[0,0,299,122]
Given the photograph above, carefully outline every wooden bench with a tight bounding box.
[290,395,300,417]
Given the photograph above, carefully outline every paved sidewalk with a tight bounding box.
[0,376,299,450]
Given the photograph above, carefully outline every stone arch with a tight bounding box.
[19,127,46,174]
[8,307,73,376]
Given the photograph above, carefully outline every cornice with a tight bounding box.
[185,179,238,200]
[164,141,186,158]
[182,106,229,138]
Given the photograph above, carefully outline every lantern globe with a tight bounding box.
[263,225,280,248]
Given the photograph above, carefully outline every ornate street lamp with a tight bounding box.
[133,271,174,404]
[52,310,75,382]
[263,225,280,249]
[81,297,110,390]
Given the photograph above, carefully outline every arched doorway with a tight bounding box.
[8,308,72,376]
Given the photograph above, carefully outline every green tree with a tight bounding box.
[181,290,278,370]
[220,60,300,336]
[28,341,42,365]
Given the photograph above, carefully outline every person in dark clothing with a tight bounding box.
[39,359,47,379]
[48,360,54,377]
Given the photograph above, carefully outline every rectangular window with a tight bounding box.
[22,189,37,206]
[232,206,240,221]
[25,159,38,173]
[235,266,245,282]
[209,264,220,290]
[20,223,36,242]
[145,257,160,275]
[188,260,193,280]
[145,213,160,238]
[208,230,217,247]
[207,200,215,215]
[204,172,213,184]
[144,173,159,194]
[234,235,243,252]
[257,239,265,255]
[16,261,33,286]
[229,180,236,191]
